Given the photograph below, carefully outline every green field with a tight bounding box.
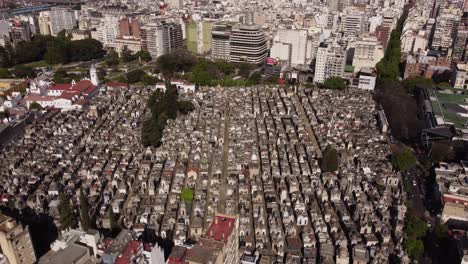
[431,89,468,128]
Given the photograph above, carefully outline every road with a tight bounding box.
[292,92,322,158]
[218,102,230,214]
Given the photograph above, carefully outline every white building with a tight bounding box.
[211,23,232,61]
[49,7,76,36]
[141,22,183,59]
[96,15,119,48]
[352,37,384,72]
[342,12,364,38]
[270,42,292,63]
[271,29,308,65]
[357,68,377,91]
[314,45,346,84]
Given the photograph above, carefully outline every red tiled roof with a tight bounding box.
[51,80,95,94]
[205,215,236,242]
[59,92,75,100]
[51,83,72,91]
[24,95,57,102]
[115,240,141,264]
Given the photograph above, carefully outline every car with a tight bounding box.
[427,221,432,228]
[412,180,417,186]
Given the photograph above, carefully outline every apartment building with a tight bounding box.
[0,214,36,264]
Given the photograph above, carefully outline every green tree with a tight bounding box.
[44,39,69,64]
[323,76,346,90]
[12,65,35,78]
[136,50,152,62]
[53,68,69,83]
[215,59,235,75]
[405,214,428,238]
[191,64,212,85]
[121,47,136,62]
[142,74,158,85]
[0,43,14,67]
[126,69,146,83]
[247,72,261,86]
[392,145,417,171]
[402,76,434,94]
[321,146,339,172]
[404,239,424,259]
[69,39,105,61]
[237,62,252,78]
[178,100,194,114]
[0,68,10,78]
[181,188,194,202]
[157,50,196,78]
[79,188,91,231]
[58,193,75,230]
[29,101,42,110]
[376,8,408,84]
[105,50,120,66]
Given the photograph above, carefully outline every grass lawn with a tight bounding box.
[430,89,468,128]
[23,60,53,68]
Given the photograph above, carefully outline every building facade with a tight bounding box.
[0,214,36,264]
[49,7,76,36]
[229,24,268,65]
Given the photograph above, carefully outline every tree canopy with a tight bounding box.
[181,188,194,202]
[79,188,91,231]
[126,69,146,84]
[321,146,339,172]
[391,145,417,171]
[29,101,42,111]
[376,7,408,84]
[404,214,427,260]
[141,83,195,147]
[58,193,76,230]
[12,65,35,78]
[3,34,105,67]
[323,76,346,90]
[157,49,197,78]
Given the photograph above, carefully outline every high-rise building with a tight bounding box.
[38,12,51,35]
[314,45,346,83]
[186,20,213,55]
[96,14,119,48]
[9,19,31,45]
[431,14,460,50]
[271,29,308,65]
[342,12,364,38]
[163,22,183,54]
[270,42,292,64]
[141,21,183,59]
[453,29,468,62]
[352,37,384,72]
[211,23,232,61]
[0,214,36,264]
[230,24,268,65]
[375,25,391,48]
[49,7,76,36]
